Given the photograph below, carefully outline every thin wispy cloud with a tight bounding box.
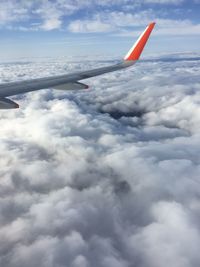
[0,0,199,36]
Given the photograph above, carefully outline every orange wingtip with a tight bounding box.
[124,22,156,61]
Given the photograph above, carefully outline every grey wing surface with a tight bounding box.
[0,61,134,98]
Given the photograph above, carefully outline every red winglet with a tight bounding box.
[124,22,156,61]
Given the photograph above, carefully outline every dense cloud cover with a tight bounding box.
[0,54,200,267]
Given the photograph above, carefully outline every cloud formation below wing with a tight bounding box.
[0,54,200,267]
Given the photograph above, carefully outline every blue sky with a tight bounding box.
[0,0,200,59]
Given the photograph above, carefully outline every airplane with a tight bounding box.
[0,22,155,109]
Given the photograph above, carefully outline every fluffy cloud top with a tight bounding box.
[0,53,200,267]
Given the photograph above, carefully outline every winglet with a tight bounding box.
[124,22,156,61]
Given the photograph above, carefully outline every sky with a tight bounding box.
[0,0,200,59]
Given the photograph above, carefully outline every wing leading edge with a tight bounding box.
[0,22,156,109]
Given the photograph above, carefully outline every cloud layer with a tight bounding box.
[0,54,200,267]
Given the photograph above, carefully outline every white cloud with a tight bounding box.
[131,201,200,267]
[0,0,198,34]
[68,19,113,33]
[40,17,62,31]
[33,1,64,31]
[0,1,31,25]
[67,11,200,36]
[0,53,200,266]
[67,11,153,33]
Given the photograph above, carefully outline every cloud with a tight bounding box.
[0,53,200,266]
[33,1,64,31]
[40,17,62,31]
[68,19,113,33]
[67,11,153,33]
[67,11,200,36]
[131,201,200,267]
[0,1,31,25]
[0,0,199,34]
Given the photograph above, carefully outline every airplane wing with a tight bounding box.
[0,22,155,109]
